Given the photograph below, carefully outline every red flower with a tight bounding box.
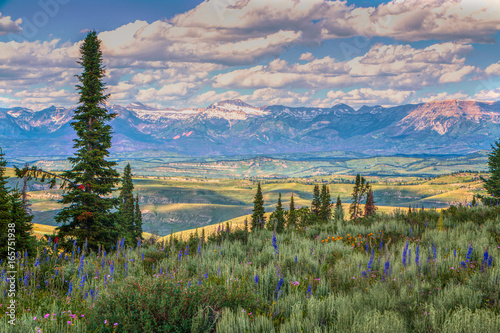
[54,237,59,244]
[78,185,85,190]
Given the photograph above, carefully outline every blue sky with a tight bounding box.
[1,0,500,110]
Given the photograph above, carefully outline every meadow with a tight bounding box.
[1,205,499,332]
[7,164,485,237]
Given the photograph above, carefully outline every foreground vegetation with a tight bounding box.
[1,205,499,332]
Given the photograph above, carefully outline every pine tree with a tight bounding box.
[53,31,121,250]
[287,194,297,229]
[311,184,321,219]
[274,193,285,233]
[251,182,265,231]
[334,195,344,224]
[117,163,135,245]
[0,148,13,257]
[480,138,500,206]
[349,175,368,221]
[134,194,143,241]
[471,195,477,207]
[364,187,377,217]
[319,185,331,223]
[10,188,35,255]
[349,175,361,220]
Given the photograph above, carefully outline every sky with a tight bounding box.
[1,0,500,110]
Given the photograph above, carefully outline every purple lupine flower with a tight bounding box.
[178,250,182,261]
[384,260,390,275]
[415,243,420,266]
[488,256,493,267]
[454,249,456,257]
[432,244,437,260]
[204,273,208,279]
[184,246,189,256]
[379,237,383,251]
[66,282,73,296]
[367,248,374,271]
[306,284,311,298]
[466,244,473,262]
[275,277,284,299]
[272,230,278,256]
[197,241,201,256]
[402,242,409,267]
[142,253,145,261]
[483,250,489,266]
[124,261,128,276]
[295,255,297,263]
[365,242,369,253]
[254,274,259,284]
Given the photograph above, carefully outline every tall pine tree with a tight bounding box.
[273,193,285,233]
[0,148,12,257]
[319,184,331,223]
[134,194,143,241]
[251,182,265,231]
[287,193,297,229]
[0,149,35,256]
[364,187,377,217]
[349,174,368,221]
[334,195,344,223]
[311,184,321,219]
[10,188,35,255]
[480,138,500,206]
[117,163,135,246]
[54,31,121,250]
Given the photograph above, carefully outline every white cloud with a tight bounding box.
[299,52,315,61]
[474,88,500,101]
[214,42,478,90]
[326,88,415,107]
[0,12,22,36]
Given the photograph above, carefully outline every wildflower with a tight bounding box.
[415,243,420,266]
[272,230,278,256]
[254,274,259,284]
[45,314,49,319]
[384,260,390,276]
[402,242,409,267]
[466,243,473,262]
[306,284,311,298]
[450,267,454,270]
[67,321,71,325]
[367,248,374,271]
[295,255,297,263]
[488,256,493,266]
[483,249,489,266]
[104,320,107,324]
[460,261,467,268]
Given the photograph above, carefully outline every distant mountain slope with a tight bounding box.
[1,99,500,157]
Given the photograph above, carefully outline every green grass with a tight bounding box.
[1,205,499,332]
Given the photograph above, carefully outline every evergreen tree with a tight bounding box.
[10,188,35,255]
[251,182,265,231]
[117,163,135,245]
[0,149,35,256]
[334,195,344,224]
[349,175,361,220]
[134,194,143,241]
[319,184,331,222]
[53,31,121,250]
[349,175,368,221]
[287,194,297,229]
[364,187,377,217]
[480,138,500,206]
[471,195,477,207]
[311,184,321,219]
[273,193,285,233]
[0,148,12,257]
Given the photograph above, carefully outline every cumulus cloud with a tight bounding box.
[214,42,478,90]
[326,88,415,107]
[299,52,315,61]
[0,12,22,35]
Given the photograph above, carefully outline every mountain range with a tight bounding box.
[1,99,500,158]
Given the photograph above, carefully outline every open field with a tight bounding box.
[2,205,499,332]
[10,166,484,237]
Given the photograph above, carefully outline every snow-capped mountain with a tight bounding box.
[1,99,500,157]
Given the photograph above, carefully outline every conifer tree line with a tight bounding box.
[252,175,377,233]
[0,149,36,257]
[3,31,143,252]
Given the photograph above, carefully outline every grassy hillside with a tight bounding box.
[2,205,499,332]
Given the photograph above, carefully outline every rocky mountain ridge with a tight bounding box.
[1,99,499,157]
